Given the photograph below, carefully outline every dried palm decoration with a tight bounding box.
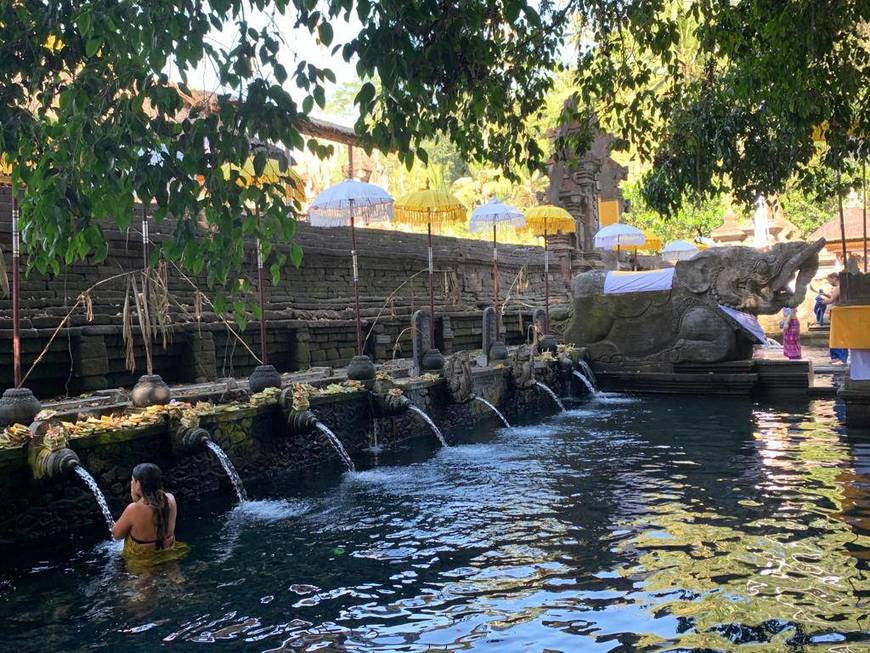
[122,276,136,373]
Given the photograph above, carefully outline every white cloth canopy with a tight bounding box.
[308,179,394,227]
[593,223,645,249]
[603,269,675,294]
[719,305,767,344]
[695,236,716,248]
[468,198,525,233]
[661,240,699,262]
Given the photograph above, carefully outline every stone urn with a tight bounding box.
[488,342,508,363]
[347,355,376,381]
[131,374,171,408]
[0,387,42,427]
[421,348,445,372]
[537,335,558,354]
[248,364,281,394]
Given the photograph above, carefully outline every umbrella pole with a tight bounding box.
[141,209,153,375]
[427,219,436,348]
[492,223,500,338]
[11,195,21,388]
[257,238,268,364]
[836,161,848,266]
[863,157,867,273]
[616,243,621,271]
[350,201,363,356]
[543,219,549,333]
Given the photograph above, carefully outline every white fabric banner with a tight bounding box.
[850,349,870,380]
[719,305,767,344]
[603,269,675,294]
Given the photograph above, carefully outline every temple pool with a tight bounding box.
[1,396,868,651]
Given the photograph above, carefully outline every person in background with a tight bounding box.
[781,307,801,360]
[112,463,187,569]
[820,273,849,365]
[813,287,827,325]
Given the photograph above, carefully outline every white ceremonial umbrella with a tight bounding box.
[752,195,770,249]
[469,199,525,338]
[309,179,394,356]
[661,240,700,263]
[593,223,645,269]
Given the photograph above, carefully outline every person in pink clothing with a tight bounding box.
[781,307,801,360]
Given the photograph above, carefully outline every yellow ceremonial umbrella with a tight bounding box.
[394,189,467,348]
[220,157,305,203]
[521,205,575,332]
[0,156,13,185]
[219,155,304,372]
[620,230,663,252]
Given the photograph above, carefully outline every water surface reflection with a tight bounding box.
[1,397,867,651]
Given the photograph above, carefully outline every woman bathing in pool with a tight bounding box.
[112,463,182,559]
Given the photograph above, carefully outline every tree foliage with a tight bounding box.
[572,0,870,215]
[0,0,567,292]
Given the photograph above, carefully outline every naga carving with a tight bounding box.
[562,240,825,365]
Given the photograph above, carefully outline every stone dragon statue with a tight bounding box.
[557,240,825,366]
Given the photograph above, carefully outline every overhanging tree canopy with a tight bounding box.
[0,0,566,292]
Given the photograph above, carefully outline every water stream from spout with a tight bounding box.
[534,381,566,412]
[73,466,115,536]
[573,370,599,396]
[473,396,511,428]
[408,406,449,447]
[315,422,356,472]
[577,360,598,389]
[204,440,249,502]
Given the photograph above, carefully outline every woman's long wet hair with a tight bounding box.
[132,463,170,549]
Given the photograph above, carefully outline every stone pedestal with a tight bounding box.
[411,310,433,374]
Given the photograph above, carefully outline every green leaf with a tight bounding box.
[289,243,303,267]
[85,38,102,57]
[318,22,333,46]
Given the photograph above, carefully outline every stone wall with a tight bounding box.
[0,370,564,553]
[0,185,569,397]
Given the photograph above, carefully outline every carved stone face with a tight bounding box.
[675,239,825,315]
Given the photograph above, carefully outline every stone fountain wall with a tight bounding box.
[0,368,567,554]
[0,185,568,397]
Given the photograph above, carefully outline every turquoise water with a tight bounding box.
[1,396,868,651]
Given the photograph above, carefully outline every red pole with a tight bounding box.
[257,239,268,364]
[543,217,549,333]
[492,223,499,339]
[11,195,21,388]
[427,219,436,347]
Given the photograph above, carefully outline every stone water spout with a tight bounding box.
[36,446,81,480]
[31,443,115,535]
[279,387,320,436]
[179,427,248,502]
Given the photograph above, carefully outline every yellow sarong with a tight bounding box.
[829,305,870,348]
[124,536,189,572]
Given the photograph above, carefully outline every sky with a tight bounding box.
[169,2,579,126]
[169,7,363,124]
